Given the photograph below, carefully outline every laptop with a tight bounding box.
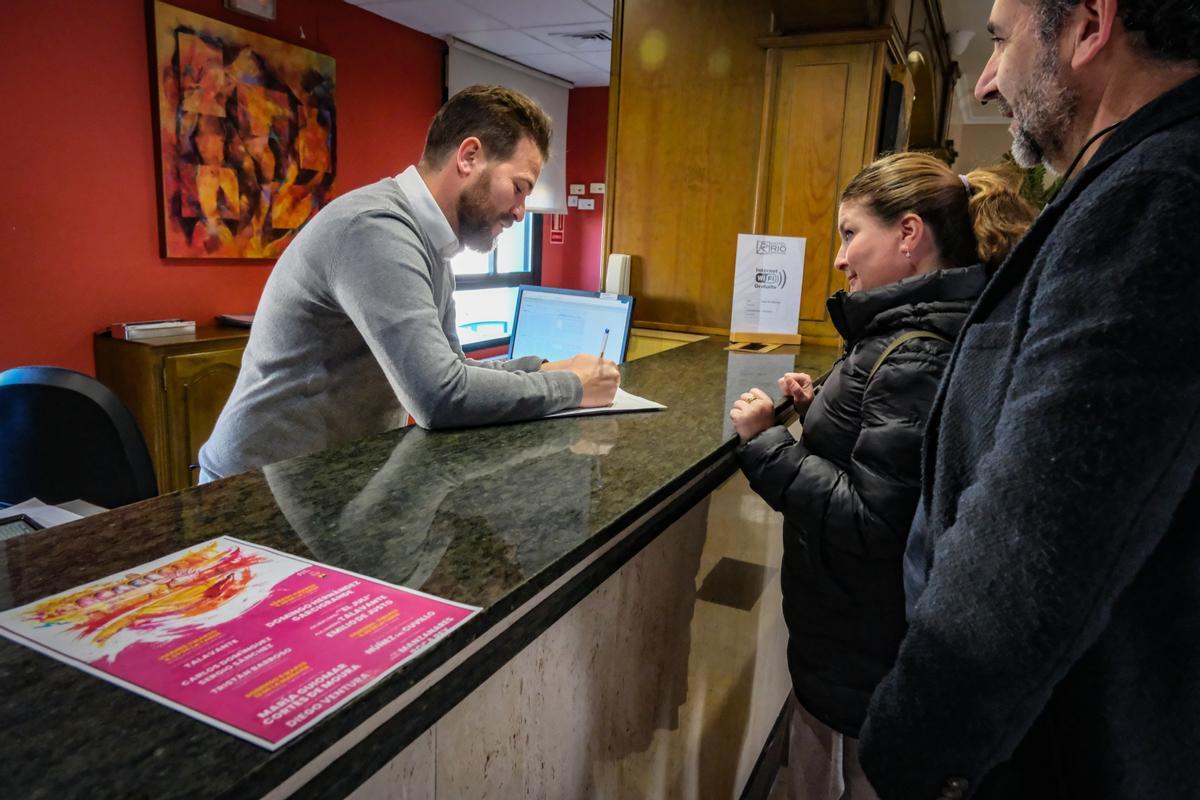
[508,285,636,365]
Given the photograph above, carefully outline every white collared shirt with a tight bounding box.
[394,165,461,260]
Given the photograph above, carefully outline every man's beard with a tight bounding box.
[1002,37,1079,172]
[457,170,506,252]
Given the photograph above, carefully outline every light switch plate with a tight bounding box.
[569,184,586,195]
[578,198,596,210]
[590,183,605,194]
[567,195,579,207]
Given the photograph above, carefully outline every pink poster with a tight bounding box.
[0,537,478,749]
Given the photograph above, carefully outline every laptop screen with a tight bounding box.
[508,286,635,364]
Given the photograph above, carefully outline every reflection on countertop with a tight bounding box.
[0,338,840,800]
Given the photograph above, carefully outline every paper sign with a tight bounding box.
[730,234,806,337]
[0,537,478,750]
[567,195,579,207]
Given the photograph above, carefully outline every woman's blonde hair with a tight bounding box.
[841,152,1037,268]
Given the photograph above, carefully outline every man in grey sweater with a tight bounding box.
[200,86,619,480]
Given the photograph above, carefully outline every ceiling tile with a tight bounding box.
[572,50,612,70]
[525,21,612,53]
[513,50,594,79]
[455,28,558,56]
[581,0,614,17]
[563,70,609,87]
[360,0,507,36]
[457,0,607,29]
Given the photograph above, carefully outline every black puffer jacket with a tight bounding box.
[736,265,987,736]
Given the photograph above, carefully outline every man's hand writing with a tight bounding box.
[544,354,620,407]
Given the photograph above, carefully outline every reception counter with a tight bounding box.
[0,338,840,799]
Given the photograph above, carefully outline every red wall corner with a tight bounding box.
[0,0,444,375]
[540,86,610,293]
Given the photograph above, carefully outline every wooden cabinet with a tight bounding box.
[755,41,888,344]
[94,328,249,493]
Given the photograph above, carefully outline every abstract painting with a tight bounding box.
[151,1,336,258]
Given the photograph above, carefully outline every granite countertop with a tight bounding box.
[0,339,840,799]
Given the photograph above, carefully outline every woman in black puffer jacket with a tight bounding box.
[729,153,1036,800]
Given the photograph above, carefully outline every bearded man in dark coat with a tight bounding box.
[858,1,1200,798]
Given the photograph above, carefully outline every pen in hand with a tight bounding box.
[598,327,610,358]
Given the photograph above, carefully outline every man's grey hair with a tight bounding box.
[1031,0,1200,63]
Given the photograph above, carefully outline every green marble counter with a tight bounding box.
[0,338,839,799]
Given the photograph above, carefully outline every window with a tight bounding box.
[451,214,542,348]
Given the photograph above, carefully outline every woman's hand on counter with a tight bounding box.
[778,372,815,414]
[730,387,775,443]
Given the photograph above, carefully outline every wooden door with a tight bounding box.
[163,348,244,490]
[606,0,775,334]
[757,43,887,345]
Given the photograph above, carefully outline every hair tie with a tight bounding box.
[959,174,973,195]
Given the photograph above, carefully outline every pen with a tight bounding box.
[598,328,610,358]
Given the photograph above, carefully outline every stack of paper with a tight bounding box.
[110,319,196,340]
[545,388,666,418]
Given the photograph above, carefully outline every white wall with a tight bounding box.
[949,122,1017,172]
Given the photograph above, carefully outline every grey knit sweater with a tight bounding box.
[199,178,581,478]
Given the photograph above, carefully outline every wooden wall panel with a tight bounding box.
[758,44,887,344]
[608,0,774,333]
[771,0,888,32]
[766,62,848,330]
[892,0,915,41]
[606,2,913,341]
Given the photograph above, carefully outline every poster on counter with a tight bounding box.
[0,537,478,750]
[730,233,806,343]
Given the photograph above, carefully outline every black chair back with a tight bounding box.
[0,366,158,508]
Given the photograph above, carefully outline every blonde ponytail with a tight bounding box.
[843,153,1036,270]
[964,166,1038,267]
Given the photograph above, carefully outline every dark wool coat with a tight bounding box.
[860,75,1200,800]
[736,265,986,736]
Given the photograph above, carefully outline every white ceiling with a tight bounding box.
[345,1,1003,120]
[345,0,613,87]
[940,0,1008,125]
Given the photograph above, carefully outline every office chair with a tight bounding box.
[0,366,158,509]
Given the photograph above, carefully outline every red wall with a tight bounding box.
[540,87,610,292]
[0,0,444,375]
